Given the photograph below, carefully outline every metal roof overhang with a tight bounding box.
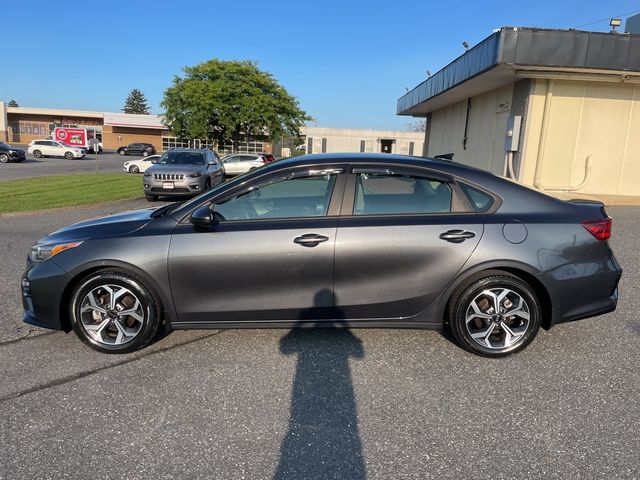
[398,27,640,116]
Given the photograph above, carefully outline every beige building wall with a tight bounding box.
[520,79,640,197]
[0,102,7,142]
[302,127,424,156]
[427,84,513,175]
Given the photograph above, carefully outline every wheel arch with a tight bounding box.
[440,261,555,330]
[58,261,176,333]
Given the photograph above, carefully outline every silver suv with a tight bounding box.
[143,149,225,201]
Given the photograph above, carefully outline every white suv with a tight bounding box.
[28,140,85,159]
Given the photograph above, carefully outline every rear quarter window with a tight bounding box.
[459,183,494,213]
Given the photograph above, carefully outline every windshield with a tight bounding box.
[158,151,205,165]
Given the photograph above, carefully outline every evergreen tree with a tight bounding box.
[122,89,150,114]
[7,99,19,107]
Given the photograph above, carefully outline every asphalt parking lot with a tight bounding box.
[0,147,139,181]
[0,203,639,479]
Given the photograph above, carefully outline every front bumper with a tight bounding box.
[143,176,205,196]
[21,259,71,331]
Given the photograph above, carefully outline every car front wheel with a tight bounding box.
[448,271,541,357]
[129,165,139,174]
[70,269,161,353]
[119,149,126,156]
[0,153,9,163]
[142,151,149,157]
[65,152,74,160]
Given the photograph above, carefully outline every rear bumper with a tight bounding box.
[550,252,622,326]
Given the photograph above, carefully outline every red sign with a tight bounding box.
[54,128,87,147]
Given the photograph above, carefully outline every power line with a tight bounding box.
[573,8,640,29]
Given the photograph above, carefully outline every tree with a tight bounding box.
[406,119,426,132]
[123,89,150,114]
[161,59,310,149]
[7,99,19,107]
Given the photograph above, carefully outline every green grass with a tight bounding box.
[0,174,143,213]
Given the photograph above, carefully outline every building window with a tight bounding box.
[321,138,327,153]
[409,142,414,156]
[307,137,313,154]
[360,140,365,152]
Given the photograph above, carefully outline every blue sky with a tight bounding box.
[2,0,639,130]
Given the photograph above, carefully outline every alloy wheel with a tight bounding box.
[78,284,145,346]
[464,287,530,350]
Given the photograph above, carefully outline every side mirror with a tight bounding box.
[190,206,214,229]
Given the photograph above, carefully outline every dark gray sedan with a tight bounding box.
[22,153,621,357]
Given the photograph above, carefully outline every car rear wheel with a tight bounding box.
[129,165,139,174]
[33,150,43,158]
[65,152,74,160]
[70,269,161,353]
[448,271,541,357]
[143,151,149,157]
[0,153,9,163]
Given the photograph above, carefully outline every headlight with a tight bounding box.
[143,172,151,177]
[30,242,83,263]
[187,172,202,178]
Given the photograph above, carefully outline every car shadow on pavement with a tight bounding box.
[274,289,367,480]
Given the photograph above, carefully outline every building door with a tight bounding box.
[380,139,394,153]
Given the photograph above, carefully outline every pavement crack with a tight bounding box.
[0,330,223,403]
[0,330,57,347]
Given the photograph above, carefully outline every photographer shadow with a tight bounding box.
[274,289,366,480]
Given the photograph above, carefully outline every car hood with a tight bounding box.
[37,207,158,245]
[147,164,204,174]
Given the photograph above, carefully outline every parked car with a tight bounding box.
[21,153,622,356]
[28,140,85,159]
[143,148,224,200]
[221,153,268,176]
[123,154,161,174]
[117,143,156,157]
[0,141,26,163]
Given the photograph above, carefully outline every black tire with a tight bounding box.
[142,150,149,157]
[204,178,211,191]
[33,149,43,158]
[146,195,158,202]
[69,269,162,354]
[129,165,139,174]
[65,151,74,160]
[448,270,541,357]
[0,153,9,163]
[118,149,126,156]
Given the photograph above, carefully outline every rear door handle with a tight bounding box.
[294,233,330,247]
[439,229,476,243]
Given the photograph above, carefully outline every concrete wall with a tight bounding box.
[427,84,513,174]
[520,79,640,197]
[302,127,424,156]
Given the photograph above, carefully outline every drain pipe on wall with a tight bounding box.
[533,79,555,189]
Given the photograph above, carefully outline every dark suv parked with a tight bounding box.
[0,141,26,163]
[117,143,156,157]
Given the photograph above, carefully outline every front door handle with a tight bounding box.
[439,229,476,243]
[294,234,330,247]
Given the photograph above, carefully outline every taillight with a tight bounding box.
[582,218,612,241]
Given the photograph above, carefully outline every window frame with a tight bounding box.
[340,164,476,217]
[177,165,348,225]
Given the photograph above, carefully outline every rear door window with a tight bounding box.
[354,173,452,215]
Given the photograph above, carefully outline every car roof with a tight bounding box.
[166,148,208,153]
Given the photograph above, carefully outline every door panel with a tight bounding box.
[168,170,344,324]
[334,170,482,319]
[168,219,337,322]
